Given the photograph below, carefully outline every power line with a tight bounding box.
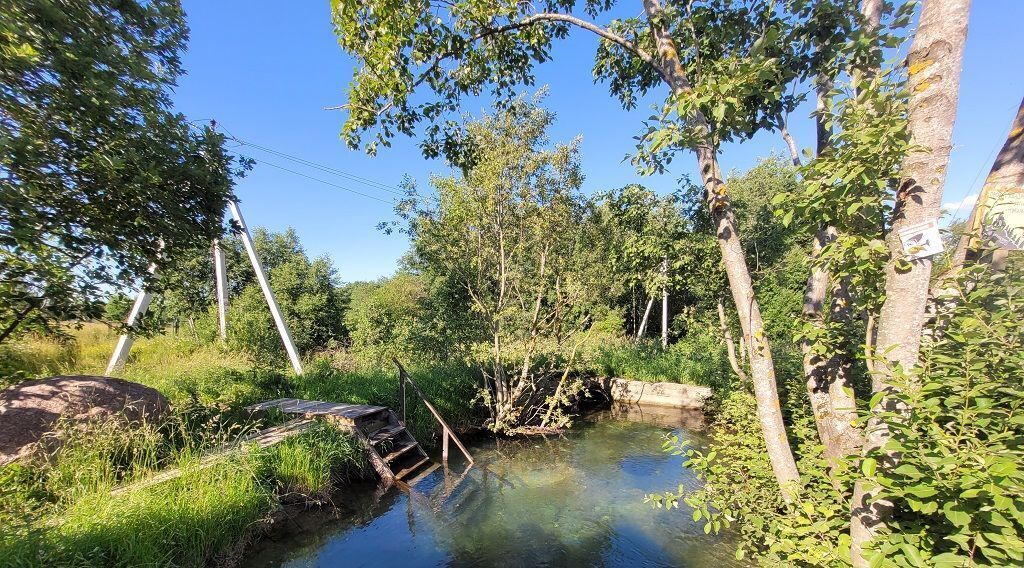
[251,157,397,205]
[184,119,421,204]
[230,137,408,196]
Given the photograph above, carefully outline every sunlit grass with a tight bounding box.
[0,418,366,567]
[584,336,732,389]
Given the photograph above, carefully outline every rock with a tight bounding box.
[0,375,169,466]
[588,377,713,409]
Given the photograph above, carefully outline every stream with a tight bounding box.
[247,404,747,567]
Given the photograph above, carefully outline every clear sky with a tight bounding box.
[173,1,1024,283]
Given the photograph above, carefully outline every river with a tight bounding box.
[247,404,747,567]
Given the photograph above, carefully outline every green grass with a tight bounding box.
[0,418,366,568]
[0,327,477,567]
[259,421,367,498]
[584,335,732,390]
[292,359,482,448]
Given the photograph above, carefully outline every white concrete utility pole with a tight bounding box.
[228,200,304,375]
[105,262,157,375]
[212,239,229,340]
[661,257,669,348]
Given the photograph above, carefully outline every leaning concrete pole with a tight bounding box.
[228,200,304,375]
[212,239,229,340]
[106,263,157,375]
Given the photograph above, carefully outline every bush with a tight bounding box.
[863,265,1024,566]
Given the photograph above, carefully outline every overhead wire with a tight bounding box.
[185,119,417,205]
[249,157,398,205]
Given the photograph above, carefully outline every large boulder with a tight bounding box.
[0,375,169,466]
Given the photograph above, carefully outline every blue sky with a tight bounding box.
[173,1,1024,282]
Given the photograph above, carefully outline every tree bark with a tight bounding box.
[718,296,748,382]
[642,0,801,499]
[851,1,971,564]
[949,96,1024,269]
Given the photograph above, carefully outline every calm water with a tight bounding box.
[248,405,747,568]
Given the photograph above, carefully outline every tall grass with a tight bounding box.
[259,421,367,498]
[584,335,732,389]
[0,418,365,567]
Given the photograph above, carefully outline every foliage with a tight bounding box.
[861,264,1024,567]
[397,98,609,432]
[585,336,730,389]
[222,228,347,363]
[648,388,852,566]
[0,0,245,344]
[344,273,429,366]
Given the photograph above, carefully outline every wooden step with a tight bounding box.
[369,424,406,445]
[394,455,431,480]
[383,442,420,464]
[404,462,441,486]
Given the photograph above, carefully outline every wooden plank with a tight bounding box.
[111,418,315,495]
[405,462,441,486]
[369,424,406,445]
[245,398,386,421]
[395,455,430,480]
[384,442,420,464]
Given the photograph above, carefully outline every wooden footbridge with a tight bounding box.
[112,364,472,494]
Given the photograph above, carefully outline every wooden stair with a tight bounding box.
[245,398,436,483]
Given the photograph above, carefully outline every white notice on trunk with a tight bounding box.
[898,219,944,260]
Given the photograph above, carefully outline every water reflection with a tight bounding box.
[248,406,747,567]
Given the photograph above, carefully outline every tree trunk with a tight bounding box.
[636,295,655,342]
[949,96,1024,269]
[642,0,801,499]
[851,1,971,564]
[718,296,747,382]
[801,229,841,453]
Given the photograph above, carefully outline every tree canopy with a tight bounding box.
[0,0,243,343]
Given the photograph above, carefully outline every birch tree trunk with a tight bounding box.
[851,1,971,563]
[642,0,801,499]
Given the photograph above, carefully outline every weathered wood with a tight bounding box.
[395,455,431,480]
[245,398,386,423]
[393,359,474,464]
[384,442,419,464]
[111,418,315,495]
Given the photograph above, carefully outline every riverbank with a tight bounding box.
[244,406,746,567]
[0,327,483,567]
[0,325,730,566]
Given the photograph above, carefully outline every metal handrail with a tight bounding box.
[393,358,474,465]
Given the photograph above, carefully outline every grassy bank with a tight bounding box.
[0,323,732,566]
[1,418,366,567]
[0,324,481,567]
[585,335,733,390]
